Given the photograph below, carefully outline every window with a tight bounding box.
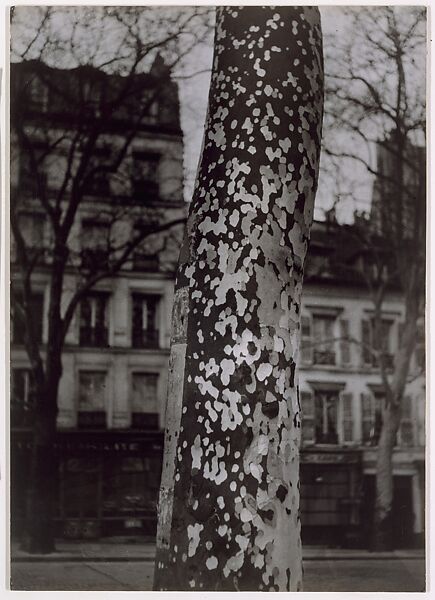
[302,388,352,445]
[131,151,160,200]
[315,391,339,444]
[132,251,159,272]
[11,291,44,345]
[131,373,159,429]
[361,317,394,368]
[82,147,111,196]
[78,371,107,428]
[28,75,49,111]
[300,311,349,367]
[11,369,35,427]
[16,213,45,263]
[398,396,414,447]
[131,294,160,348]
[312,315,336,365]
[19,152,48,198]
[79,293,109,347]
[361,392,383,446]
[81,220,110,270]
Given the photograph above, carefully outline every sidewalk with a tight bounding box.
[10,537,425,562]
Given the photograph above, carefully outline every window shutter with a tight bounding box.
[361,319,372,366]
[300,390,315,444]
[399,395,414,446]
[340,319,351,365]
[361,392,374,444]
[340,392,353,443]
[300,315,313,364]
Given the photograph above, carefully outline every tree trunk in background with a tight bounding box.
[154,6,323,592]
[21,383,59,553]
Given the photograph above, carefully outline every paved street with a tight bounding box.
[10,558,425,592]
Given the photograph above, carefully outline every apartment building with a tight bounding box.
[10,60,425,547]
[10,57,185,538]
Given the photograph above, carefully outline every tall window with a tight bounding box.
[28,75,49,111]
[11,291,44,345]
[81,220,110,269]
[11,368,35,427]
[131,372,159,429]
[300,312,350,367]
[131,151,160,200]
[17,213,45,258]
[301,389,353,445]
[19,152,48,198]
[312,315,336,365]
[361,392,384,446]
[78,371,107,428]
[131,294,160,348]
[362,317,394,368]
[315,391,339,444]
[79,293,109,347]
[82,147,111,196]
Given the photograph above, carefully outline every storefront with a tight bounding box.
[300,448,363,547]
[11,429,164,539]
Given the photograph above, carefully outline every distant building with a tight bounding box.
[10,58,185,539]
[299,218,425,548]
[10,61,425,548]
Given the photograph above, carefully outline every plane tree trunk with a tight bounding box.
[153,6,324,591]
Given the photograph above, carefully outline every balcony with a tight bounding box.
[132,329,159,349]
[313,350,336,366]
[131,412,159,430]
[131,180,159,202]
[78,411,107,429]
[132,253,159,272]
[80,248,109,271]
[79,326,108,347]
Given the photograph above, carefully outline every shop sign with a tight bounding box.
[301,452,360,464]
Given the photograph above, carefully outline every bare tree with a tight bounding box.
[153,6,324,591]
[322,6,426,549]
[10,5,213,553]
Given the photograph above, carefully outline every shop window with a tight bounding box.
[11,368,36,428]
[77,370,107,428]
[11,290,44,345]
[131,372,159,429]
[361,317,394,369]
[131,151,160,200]
[131,293,160,348]
[80,220,110,270]
[79,292,109,347]
[61,457,101,520]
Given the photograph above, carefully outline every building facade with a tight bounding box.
[299,220,425,548]
[10,61,425,547]
[10,58,185,538]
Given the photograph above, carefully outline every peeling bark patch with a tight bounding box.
[154,4,323,593]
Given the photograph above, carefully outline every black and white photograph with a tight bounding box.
[6,2,427,593]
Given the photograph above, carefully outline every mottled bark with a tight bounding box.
[154,6,323,592]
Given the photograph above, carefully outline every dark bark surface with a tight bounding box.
[154,6,323,591]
